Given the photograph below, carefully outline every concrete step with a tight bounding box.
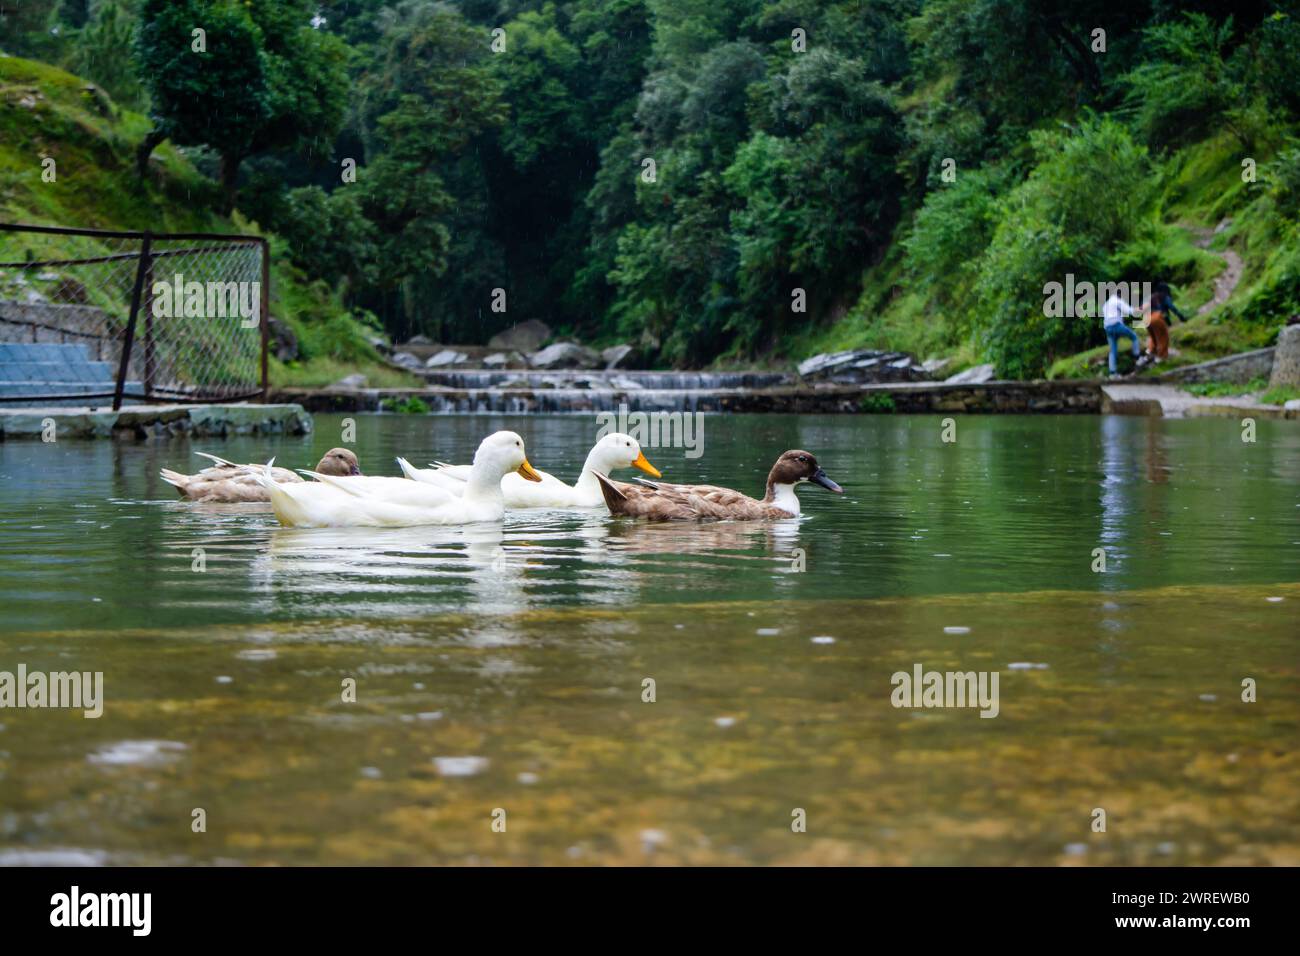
[0,381,139,396]
[0,341,96,363]
[0,360,116,383]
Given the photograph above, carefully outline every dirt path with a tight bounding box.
[1187,218,1244,315]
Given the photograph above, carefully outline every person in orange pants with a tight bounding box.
[1144,281,1186,363]
[1145,307,1170,361]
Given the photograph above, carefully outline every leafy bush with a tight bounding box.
[904,165,1009,298]
[381,396,431,414]
[1121,14,1247,150]
[859,392,896,413]
[972,118,1154,378]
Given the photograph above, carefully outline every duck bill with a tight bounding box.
[350,464,362,476]
[516,459,543,482]
[810,468,843,493]
[632,451,662,478]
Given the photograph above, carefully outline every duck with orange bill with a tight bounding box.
[397,432,661,508]
[254,431,542,528]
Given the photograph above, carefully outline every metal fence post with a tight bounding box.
[113,232,152,411]
[260,238,270,403]
[143,249,156,399]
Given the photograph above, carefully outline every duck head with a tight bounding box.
[317,448,361,476]
[590,432,661,477]
[767,450,842,495]
[474,430,542,483]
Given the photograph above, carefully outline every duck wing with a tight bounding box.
[500,469,573,508]
[297,472,457,509]
[161,456,300,501]
[397,458,468,494]
[595,474,767,521]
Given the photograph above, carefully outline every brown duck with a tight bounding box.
[594,450,843,521]
[160,448,361,503]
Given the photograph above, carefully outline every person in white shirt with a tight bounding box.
[1101,294,1141,375]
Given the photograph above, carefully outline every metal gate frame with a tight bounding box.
[0,222,269,409]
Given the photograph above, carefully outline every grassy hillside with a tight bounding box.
[784,129,1296,380]
[0,55,417,389]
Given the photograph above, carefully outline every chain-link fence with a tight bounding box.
[0,223,268,408]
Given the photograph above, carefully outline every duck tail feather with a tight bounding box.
[297,469,368,498]
[395,457,420,480]
[158,468,188,492]
[194,451,237,467]
[592,470,627,512]
[254,462,306,526]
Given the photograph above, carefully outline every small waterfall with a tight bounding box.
[415,369,792,391]
[413,385,786,414]
[392,368,795,414]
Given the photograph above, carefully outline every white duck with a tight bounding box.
[255,431,542,528]
[397,432,661,508]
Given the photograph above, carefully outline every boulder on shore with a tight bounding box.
[530,341,602,370]
[329,374,368,390]
[1269,324,1300,388]
[425,349,468,368]
[268,317,298,362]
[602,343,639,369]
[483,351,528,369]
[797,349,929,384]
[489,320,551,352]
[390,351,422,370]
[943,363,996,385]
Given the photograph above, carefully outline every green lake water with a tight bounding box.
[0,412,1297,865]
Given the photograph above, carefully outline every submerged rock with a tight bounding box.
[433,756,489,777]
[798,349,929,384]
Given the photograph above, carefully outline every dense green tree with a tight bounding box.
[973,118,1154,378]
[14,0,1299,373]
[133,0,347,212]
[345,1,507,339]
[68,0,146,108]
